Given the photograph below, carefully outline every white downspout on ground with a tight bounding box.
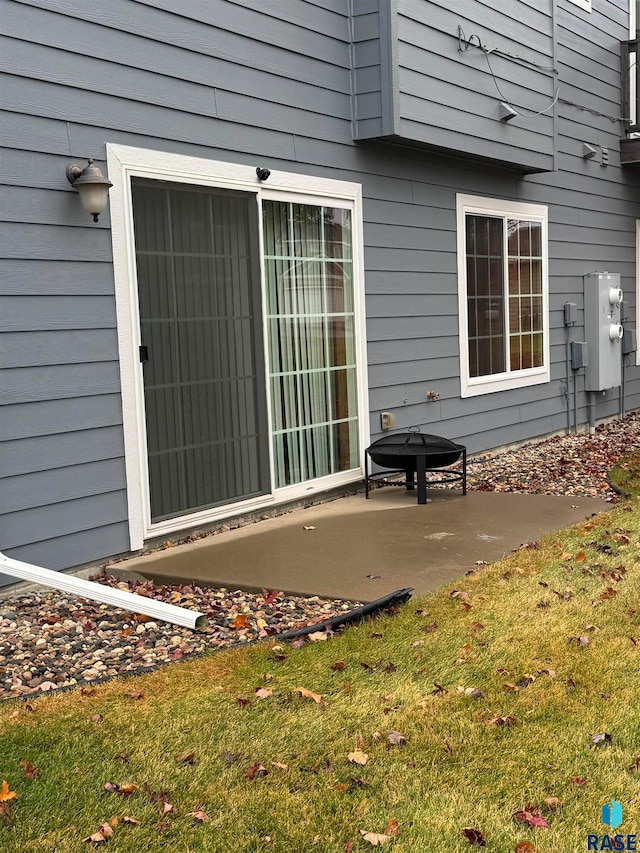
[0,551,206,630]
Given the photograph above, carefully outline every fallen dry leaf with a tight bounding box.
[254,688,272,699]
[348,750,369,765]
[229,614,249,630]
[543,797,560,810]
[384,819,400,836]
[591,732,612,746]
[271,761,288,770]
[331,661,345,671]
[243,762,269,780]
[84,822,114,843]
[537,668,556,679]
[294,687,322,704]
[122,816,141,826]
[187,810,210,822]
[20,761,39,779]
[455,642,473,663]
[515,842,536,853]
[513,806,549,828]
[308,631,328,642]
[92,714,104,723]
[457,686,486,699]
[303,525,316,531]
[175,752,196,764]
[0,781,18,803]
[600,587,617,600]
[488,715,516,726]
[450,590,470,601]
[104,781,137,797]
[360,829,392,846]
[386,731,406,747]
[461,826,486,846]
[127,690,144,700]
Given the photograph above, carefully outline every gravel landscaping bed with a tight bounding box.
[0,587,354,700]
[1,411,639,701]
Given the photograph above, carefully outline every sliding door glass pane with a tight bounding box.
[263,201,359,488]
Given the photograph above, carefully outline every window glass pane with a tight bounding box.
[294,260,323,315]
[293,205,322,257]
[324,208,352,260]
[531,259,543,295]
[264,200,358,486]
[532,332,544,367]
[508,258,518,295]
[297,316,326,370]
[530,222,542,256]
[488,218,502,256]
[466,214,504,378]
[327,261,353,313]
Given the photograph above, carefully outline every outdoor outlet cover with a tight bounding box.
[380,411,395,430]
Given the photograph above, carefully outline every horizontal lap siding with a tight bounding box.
[0,0,638,580]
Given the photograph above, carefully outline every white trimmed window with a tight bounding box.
[456,195,550,397]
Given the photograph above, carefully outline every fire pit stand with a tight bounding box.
[365,431,467,505]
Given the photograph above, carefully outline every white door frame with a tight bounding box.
[107,144,369,550]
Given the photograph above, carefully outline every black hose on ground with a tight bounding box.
[273,587,414,641]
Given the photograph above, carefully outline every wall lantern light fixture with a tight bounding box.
[66,159,113,222]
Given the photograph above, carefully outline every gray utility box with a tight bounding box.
[583,272,623,391]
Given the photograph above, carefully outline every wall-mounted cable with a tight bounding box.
[458,26,559,120]
[457,25,630,125]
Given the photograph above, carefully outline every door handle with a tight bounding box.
[139,345,149,363]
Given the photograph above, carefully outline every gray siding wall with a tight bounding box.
[1,0,639,580]
[352,0,557,173]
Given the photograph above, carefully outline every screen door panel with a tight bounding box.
[132,180,268,522]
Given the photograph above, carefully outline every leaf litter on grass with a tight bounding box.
[1,459,640,852]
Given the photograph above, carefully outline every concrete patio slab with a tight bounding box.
[112,488,608,602]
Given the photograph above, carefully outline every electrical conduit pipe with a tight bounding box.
[0,551,206,630]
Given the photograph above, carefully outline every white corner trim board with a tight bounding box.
[0,551,206,630]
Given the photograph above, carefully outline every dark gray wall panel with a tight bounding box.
[0,260,115,296]
[1,296,116,331]
[1,363,121,405]
[0,427,125,477]
[1,329,118,368]
[0,522,131,577]
[0,222,112,261]
[0,459,126,514]
[0,109,70,154]
[2,77,299,159]
[1,396,123,442]
[1,491,127,550]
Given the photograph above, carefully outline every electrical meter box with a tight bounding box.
[583,272,623,391]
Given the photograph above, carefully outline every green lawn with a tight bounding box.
[1,482,639,851]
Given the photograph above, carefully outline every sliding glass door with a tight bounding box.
[130,178,360,526]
